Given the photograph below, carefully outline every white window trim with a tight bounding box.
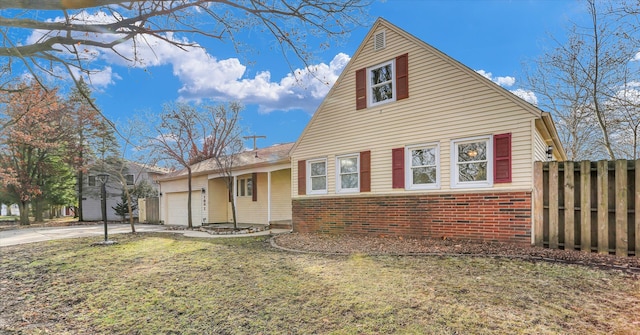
[236,176,252,197]
[451,135,493,189]
[336,153,360,194]
[307,158,328,195]
[367,59,396,107]
[405,143,440,190]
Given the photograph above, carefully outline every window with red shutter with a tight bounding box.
[297,160,306,195]
[360,151,371,192]
[392,148,405,189]
[494,133,512,183]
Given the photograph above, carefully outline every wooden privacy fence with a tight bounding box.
[138,197,160,224]
[534,160,640,257]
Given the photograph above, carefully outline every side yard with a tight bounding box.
[1,234,639,334]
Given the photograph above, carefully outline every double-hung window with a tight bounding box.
[237,176,252,197]
[452,136,493,188]
[307,159,327,194]
[405,143,439,189]
[368,60,395,106]
[336,154,359,193]
[125,174,134,185]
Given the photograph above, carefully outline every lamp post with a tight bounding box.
[96,173,110,243]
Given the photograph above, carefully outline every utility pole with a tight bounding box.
[243,135,266,157]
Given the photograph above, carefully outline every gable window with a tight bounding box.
[88,176,96,187]
[405,143,440,189]
[307,158,327,194]
[451,136,493,188]
[336,154,359,193]
[368,60,395,106]
[356,54,408,110]
[125,174,134,185]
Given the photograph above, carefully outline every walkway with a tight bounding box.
[0,224,291,247]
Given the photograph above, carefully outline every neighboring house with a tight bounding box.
[158,143,292,227]
[82,161,165,221]
[0,204,20,216]
[289,18,566,244]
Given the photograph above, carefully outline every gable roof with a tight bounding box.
[291,17,566,160]
[159,142,294,181]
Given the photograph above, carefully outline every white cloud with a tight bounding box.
[510,89,538,105]
[476,70,516,87]
[25,10,349,113]
[476,69,537,105]
[175,52,350,113]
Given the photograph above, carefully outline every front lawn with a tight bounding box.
[0,233,638,334]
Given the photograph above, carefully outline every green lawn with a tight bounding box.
[1,233,638,334]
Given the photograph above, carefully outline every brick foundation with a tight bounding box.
[292,191,532,244]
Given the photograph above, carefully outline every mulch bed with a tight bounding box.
[273,233,640,276]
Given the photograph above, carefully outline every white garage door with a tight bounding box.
[167,192,203,226]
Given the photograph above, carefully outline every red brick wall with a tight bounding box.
[292,191,532,244]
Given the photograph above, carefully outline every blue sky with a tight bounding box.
[64,0,585,150]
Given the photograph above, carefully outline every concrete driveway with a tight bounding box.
[0,224,167,247]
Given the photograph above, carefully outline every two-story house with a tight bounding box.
[289,18,565,244]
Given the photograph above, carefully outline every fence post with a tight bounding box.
[615,160,628,257]
[564,161,575,250]
[581,161,591,252]
[549,161,559,249]
[597,160,609,254]
[533,161,544,247]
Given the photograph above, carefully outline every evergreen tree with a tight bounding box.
[112,189,138,222]
[66,79,105,221]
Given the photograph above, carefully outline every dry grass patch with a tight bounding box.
[0,233,638,334]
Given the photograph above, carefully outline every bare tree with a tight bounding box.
[0,0,369,95]
[150,103,200,228]
[149,101,243,228]
[608,73,640,159]
[524,0,640,160]
[207,103,244,229]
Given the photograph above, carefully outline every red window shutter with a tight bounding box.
[297,160,306,195]
[395,53,409,100]
[360,151,371,192]
[252,173,257,202]
[494,133,512,183]
[392,148,405,189]
[356,68,367,110]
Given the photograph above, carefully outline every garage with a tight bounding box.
[166,191,203,226]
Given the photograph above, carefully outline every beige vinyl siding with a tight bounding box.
[270,169,292,222]
[160,175,208,193]
[534,129,549,162]
[235,173,268,224]
[292,22,538,197]
[208,178,229,223]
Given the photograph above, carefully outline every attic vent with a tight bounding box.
[374,31,386,51]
